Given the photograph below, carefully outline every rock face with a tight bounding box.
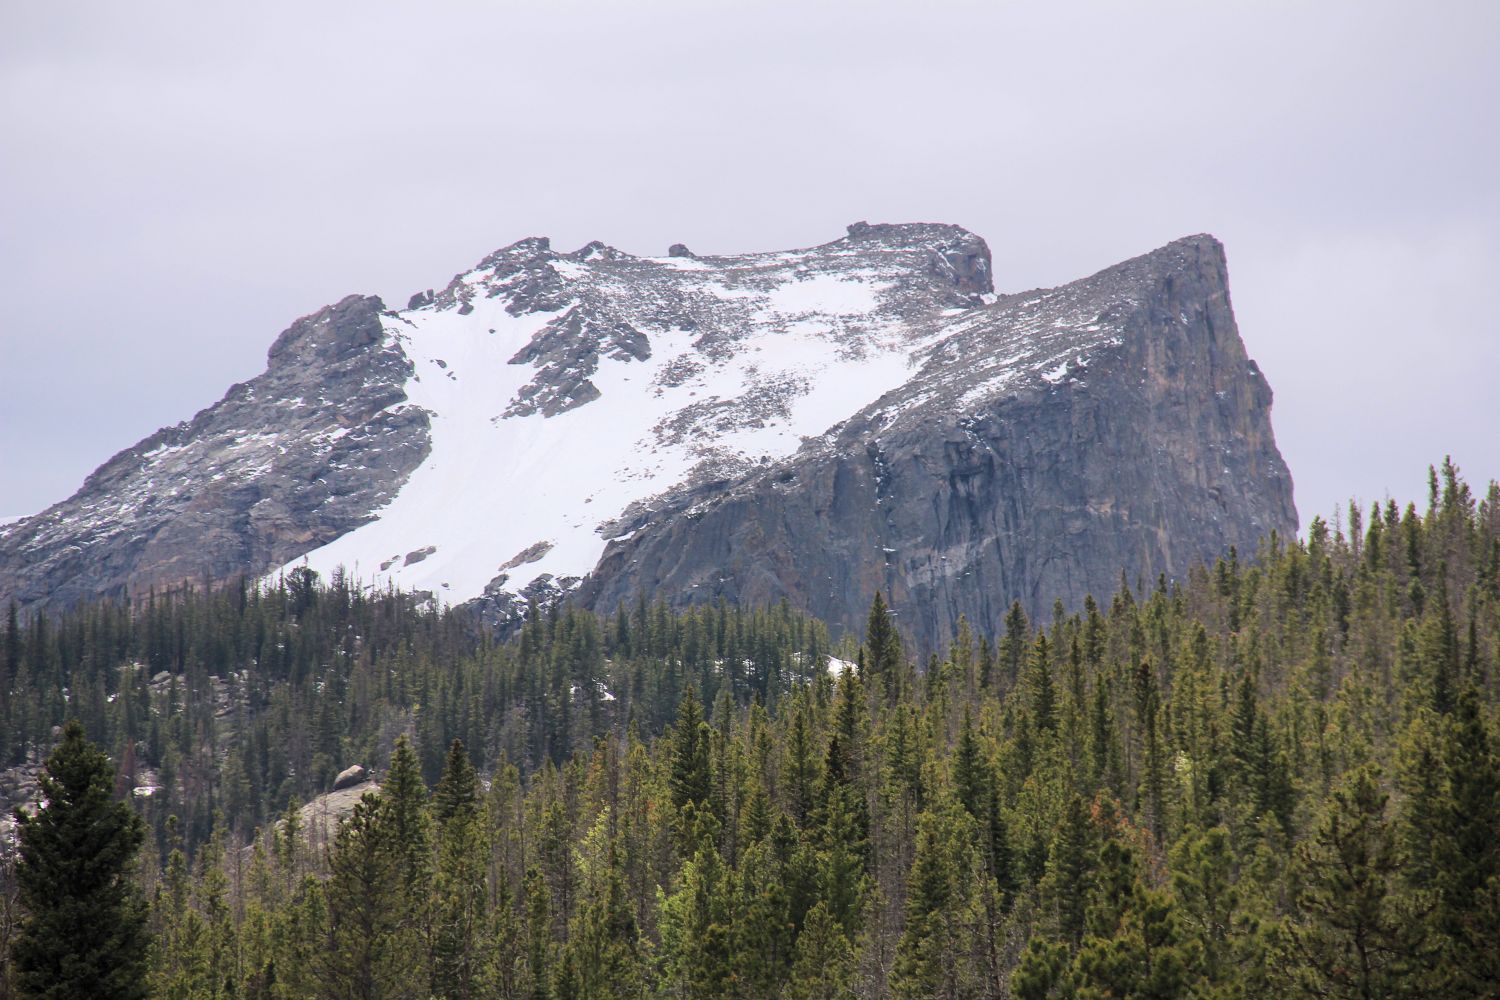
[573,236,1296,648]
[0,294,428,610]
[0,223,1294,652]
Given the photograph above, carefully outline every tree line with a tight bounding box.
[2,458,1499,998]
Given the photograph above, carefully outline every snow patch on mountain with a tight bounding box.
[274,229,979,605]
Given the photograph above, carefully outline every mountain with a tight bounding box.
[0,222,1295,648]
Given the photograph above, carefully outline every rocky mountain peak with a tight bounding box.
[0,224,1294,649]
[842,220,993,296]
[266,294,387,368]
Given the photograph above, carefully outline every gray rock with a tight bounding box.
[668,243,694,258]
[0,294,430,612]
[333,764,368,790]
[0,223,1294,656]
[570,235,1295,650]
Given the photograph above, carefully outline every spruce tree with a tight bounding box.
[1431,688,1500,995]
[864,591,904,701]
[313,791,424,1000]
[433,740,489,999]
[1275,766,1430,999]
[785,901,856,1000]
[12,719,149,1000]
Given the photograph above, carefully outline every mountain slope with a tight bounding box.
[0,223,1294,646]
[574,235,1295,647]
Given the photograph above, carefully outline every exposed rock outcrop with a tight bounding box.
[0,224,1294,654]
[0,295,429,609]
[572,236,1295,648]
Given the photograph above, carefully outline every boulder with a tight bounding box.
[333,764,368,790]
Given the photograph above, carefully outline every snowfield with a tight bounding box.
[274,234,971,604]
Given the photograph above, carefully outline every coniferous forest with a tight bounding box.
[3,461,1500,998]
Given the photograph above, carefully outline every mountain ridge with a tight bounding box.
[0,223,1295,647]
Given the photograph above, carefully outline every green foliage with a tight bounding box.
[3,460,1500,996]
[311,791,426,999]
[13,719,149,1000]
[1430,687,1500,995]
[1273,766,1431,999]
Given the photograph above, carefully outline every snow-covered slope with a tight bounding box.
[0,222,1296,644]
[275,222,995,604]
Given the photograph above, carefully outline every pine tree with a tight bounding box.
[1000,601,1029,694]
[659,836,733,997]
[1041,794,1095,947]
[730,838,792,996]
[1274,766,1430,999]
[814,782,869,938]
[1072,833,1200,1000]
[433,740,489,999]
[1169,825,1242,989]
[891,803,982,1000]
[864,591,904,702]
[382,734,433,896]
[668,687,712,816]
[1029,634,1057,735]
[785,699,820,827]
[1431,688,1500,995]
[12,719,149,1000]
[567,841,643,1000]
[313,791,424,1000]
[523,867,552,1000]
[952,710,986,822]
[434,738,480,825]
[784,901,856,1000]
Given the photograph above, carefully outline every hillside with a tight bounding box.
[0,462,1494,998]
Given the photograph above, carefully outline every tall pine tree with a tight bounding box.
[13,720,149,1000]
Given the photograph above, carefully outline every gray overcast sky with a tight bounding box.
[2,1,1496,530]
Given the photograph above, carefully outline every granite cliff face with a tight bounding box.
[0,224,1294,650]
[572,236,1295,648]
[0,295,428,610]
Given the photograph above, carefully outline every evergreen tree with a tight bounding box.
[1029,634,1057,734]
[891,802,983,1000]
[658,835,733,998]
[784,901,856,1000]
[433,740,489,999]
[730,838,792,996]
[1274,766,1430,999]
[864,591,904,702]
[668,687,712,816]
[434,738,481,825]
[523,867,552,1000]
[952,710,986,822]
[312,791,425,1000]
[12,719,149,1000]
[567,842,644,1000]
[999,600,1029,693]
[1169,825,1244,990]
[1040,794,1095,947]
[1431,688,1500,995]
[1072,834,1200,1000]
[382,734,434,896]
